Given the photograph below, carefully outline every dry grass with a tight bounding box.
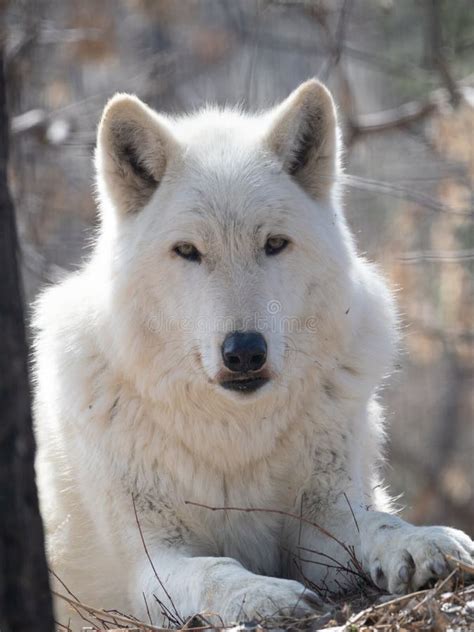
[321,563,474,631]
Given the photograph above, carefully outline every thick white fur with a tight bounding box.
[33,80,473,629]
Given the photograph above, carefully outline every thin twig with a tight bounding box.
[143,592,153,626]
[343,492,359,534]
[410,568,458,613]
[296,549,367,582]
[49,568,99,629]
[184,500,358,564]
[52,590,165,631]
[445,554,474,576]
[132,494,183,625]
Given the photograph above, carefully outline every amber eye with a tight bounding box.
[173,243,201,262]
[265,236,289,256]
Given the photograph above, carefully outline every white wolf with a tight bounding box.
[33,80,473,629]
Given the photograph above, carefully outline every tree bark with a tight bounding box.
[0,46,55,632]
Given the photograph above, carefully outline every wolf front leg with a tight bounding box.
[293,499,474,596]
[286,492,367,595]
[130,549,323,625]
[356,510,474,594]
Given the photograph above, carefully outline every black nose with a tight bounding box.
[222,331,267,373]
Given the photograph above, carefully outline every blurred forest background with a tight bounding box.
[3,0,473,533]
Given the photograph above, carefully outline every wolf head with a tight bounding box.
[94,80,396,412]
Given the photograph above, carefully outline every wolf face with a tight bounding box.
[94,81,390,411]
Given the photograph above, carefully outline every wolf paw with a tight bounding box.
[221,576,323,623]
[365,524,474,594]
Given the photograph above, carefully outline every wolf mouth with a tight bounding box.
[220,376,270,393]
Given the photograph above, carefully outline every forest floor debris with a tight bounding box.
[55,559,474,632]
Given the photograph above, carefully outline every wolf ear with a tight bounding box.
[265,79,339,199]
[96,94,177,215]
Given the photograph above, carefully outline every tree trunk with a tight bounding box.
[0,46,55,632]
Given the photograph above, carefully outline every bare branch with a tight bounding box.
[397,249,474,264]
[183,500,364,573]
[426,0,461,106]
[342,174,472,216]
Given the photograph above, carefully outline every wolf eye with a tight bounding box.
[173,243,201,262]
[265,236,289,256]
